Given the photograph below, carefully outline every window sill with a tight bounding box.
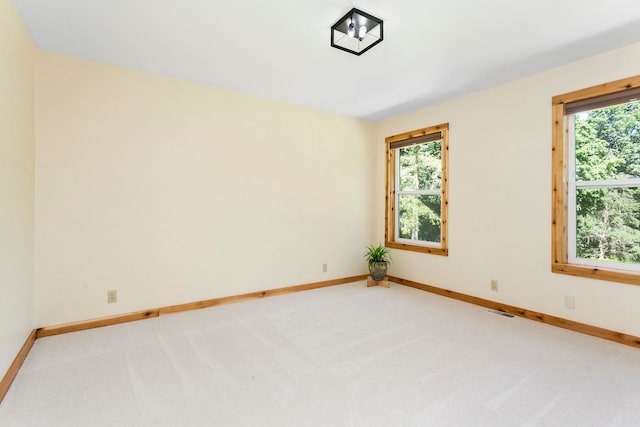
[386,241,448,256]
[552,263,640,286]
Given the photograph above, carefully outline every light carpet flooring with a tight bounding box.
[1,281,640,426]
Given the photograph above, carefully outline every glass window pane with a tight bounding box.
[398,194,441,243]
[576,187,640,265]
[398,141,442,191]
[574,100,640,181]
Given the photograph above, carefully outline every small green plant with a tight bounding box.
[364,244,391,266]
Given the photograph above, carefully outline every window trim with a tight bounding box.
[551,75,640,286]
[385,123,449,256]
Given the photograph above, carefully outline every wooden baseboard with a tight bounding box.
[36,309,159,339]
[159,275,368,315]
[388,276,640,349]
[36,275,368,338]
[0,330,37,405]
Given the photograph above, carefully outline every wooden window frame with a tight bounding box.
[385,123,449,256]
[552,75,640,286]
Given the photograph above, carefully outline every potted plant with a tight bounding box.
[364,244,391,281]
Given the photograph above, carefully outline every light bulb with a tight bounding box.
[347,19,355,38]
[358,25,367,41]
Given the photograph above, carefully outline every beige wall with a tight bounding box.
[0,0,35,374]
[34,51,375,326]
[376,42,640,336]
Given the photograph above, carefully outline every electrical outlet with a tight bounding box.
[322,263,328,273]
[564,295,575,310]
[107,290,117,304]
[490,280,498,292]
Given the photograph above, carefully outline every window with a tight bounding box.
[552,76,640,285]
[385,123,449,255]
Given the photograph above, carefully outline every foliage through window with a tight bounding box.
[571,103,640,268]
[552,76,640,285]
[386,124,448,255]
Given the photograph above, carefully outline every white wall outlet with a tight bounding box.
[490,280,498,292]
[322,263,328,273]
[107,289,117,304]
[564,295,575,310]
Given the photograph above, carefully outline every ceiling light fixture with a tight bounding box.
[330,8,383,56]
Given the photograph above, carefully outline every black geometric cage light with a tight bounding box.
[330,8,383,56]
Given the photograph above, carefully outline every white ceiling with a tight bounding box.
[13,0,640,120]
